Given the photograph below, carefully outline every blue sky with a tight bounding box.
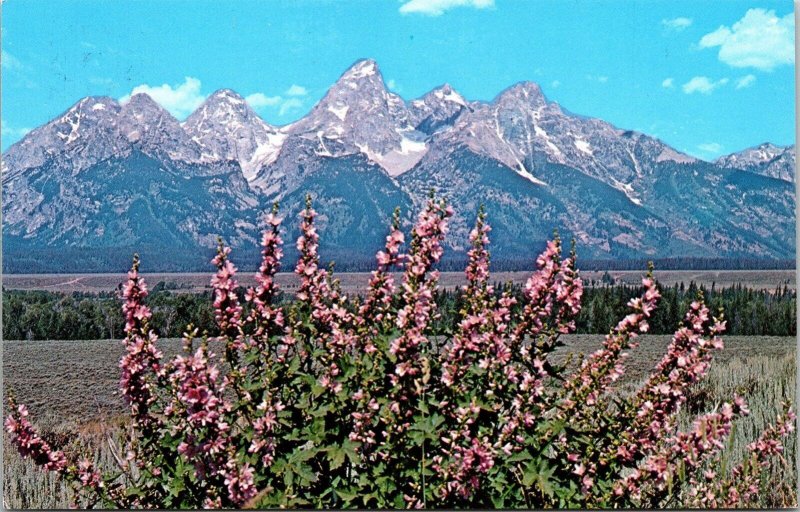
[1,0,795,158]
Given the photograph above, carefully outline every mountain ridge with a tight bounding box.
[2,59,795,272]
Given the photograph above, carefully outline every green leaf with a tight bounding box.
[522,460,557,498]
[167,476,186,497]
[491,494,506,508]
[327,447,346,470]
[292,447,318,463]
[335,488,358,502]
[342,439,361,464]
[362,493,377,507]
[507,451,533,463]
[295,462,318,485]
[283,468,295,489]
[125,487,144,498]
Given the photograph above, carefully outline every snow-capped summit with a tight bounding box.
[183,89,286,181]
[716,143,795,182]
[339,58,381,81]
[2,96,128,179]
[409,84,471,135]
[423,80,558,185]
[275,58,426,178]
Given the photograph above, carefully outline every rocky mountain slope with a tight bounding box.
[2,59,795,272]
[716,142,795,182]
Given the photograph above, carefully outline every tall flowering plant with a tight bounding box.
[5,196,795,509]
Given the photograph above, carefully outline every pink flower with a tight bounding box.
[4,402,68,473]
[119,256,162,430]
[210,241,245,352]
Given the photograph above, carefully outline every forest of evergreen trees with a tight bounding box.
[5,244,795,274]
[3,278,795,341]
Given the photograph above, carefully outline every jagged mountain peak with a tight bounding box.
[276,58,426,178]
[117,97,201,163]
[56,95,123,129]
[340,58,382,81]
[409,84,470,135]
[717,142,790,163]
[67,95,121,113]
[123,92,169,111]
[1,95,130,177]
[299,58,397,123]
[324,58,394,100]
[183,88,284,181]
[193,89,266,120]
[208,88,247,101]
[185,87,274,132]
[494,81,547,109]
[424,83,468,106]
[716,142,795,182]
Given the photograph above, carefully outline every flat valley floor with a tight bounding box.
[3,269,796,295]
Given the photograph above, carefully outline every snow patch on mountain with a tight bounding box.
[574,139,592,155]
[328,105,349,121]
[516,166,547,186]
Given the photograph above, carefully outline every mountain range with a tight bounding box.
[2,59,795,272]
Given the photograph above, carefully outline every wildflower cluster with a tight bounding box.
[5,196,794,509]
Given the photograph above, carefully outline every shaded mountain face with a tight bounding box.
[2,59,795,272]
[3,151,260,250]
[716,143,795,182]
[409,83,471,136]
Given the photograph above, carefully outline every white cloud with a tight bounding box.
[662,17,693,31]
[121,77,205,118]
[682,76,729,95]
[586,74,609,83]
[551,80,561,88]
[698,8,794,70]
[1,50,23,70]
[245,93,282,109]
[89,77,116,87]
[246,92,305,116]
[1,123,31,138]
[399,0,494,16]
[697,142,724,154]
[735,74,756,89]
[662,78,675,88]
[285,84,308,96]
[278,98,304,116]
[118,77,306,119]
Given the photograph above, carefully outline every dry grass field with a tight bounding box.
[3,335,796,508]
[3,269,796,296]
[2,336,794,422]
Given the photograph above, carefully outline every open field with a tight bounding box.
[3,335,796,508]
[3,335,795,423]
[4,269,796,295]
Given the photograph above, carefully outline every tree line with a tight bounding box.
[5,242,795,274]
[3,278,795,341]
